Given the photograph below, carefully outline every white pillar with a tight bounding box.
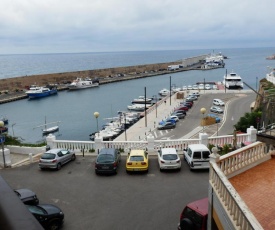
[0,148,11,167]
[147,133,155,153]
[199,132,209,146]
[246,126,257,142]
[46,134,56,149]
[94,134,103,154]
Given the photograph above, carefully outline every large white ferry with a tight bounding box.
[68,77,99,90]
[223,71,243,89]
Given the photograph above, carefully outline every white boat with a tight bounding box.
[68,77,99,90]
[127,104,152,111]
[34,117,60,135]
[131,96,153,104]
[159,88,170,96]
[223,71,243,89]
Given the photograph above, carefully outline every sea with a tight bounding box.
[0,47,275,144]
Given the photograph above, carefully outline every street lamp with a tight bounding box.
[124,113,127,141]
[94,112,100,136]
[200,107,206,133]
[0,121,6,168]
[153,95,158,118]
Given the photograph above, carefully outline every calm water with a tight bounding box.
[1,47,275,143]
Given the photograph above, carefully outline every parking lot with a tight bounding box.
[1,155,209,230]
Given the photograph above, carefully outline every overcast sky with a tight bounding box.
[0,0,274,54]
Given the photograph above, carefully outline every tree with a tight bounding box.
[234,111,262,132]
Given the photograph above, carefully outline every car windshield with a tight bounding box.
[130,156,144,161]
[27,205,47,215]
[163,154,178,160]
[41,153,56,159]
[97,154,114,163]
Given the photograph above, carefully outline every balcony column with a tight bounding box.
[246,126,257,143]
[199,132,209,146]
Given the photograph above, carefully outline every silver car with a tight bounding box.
[39,148,76,170]
[210,106,224,114]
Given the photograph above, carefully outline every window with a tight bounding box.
[97,154,114,163]
[202,151,210,159]
[193,152,201,159]
[130,156,144,161]
[187,148,192,157]
[41,153,55,160]
[163,154,178,160]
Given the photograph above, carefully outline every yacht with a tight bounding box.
[223,71,243,89]
[68,77,99,90]
[131,96,153,104]
[159,88,170,96]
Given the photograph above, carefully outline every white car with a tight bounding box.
[187,85,193,90]
[213,99,225,106]
[182,86,187,90]
[169,115,179,122]
[210,106,223,113]
[157,148,181,171]
[212,85,218,90]
[198,84,204,90]
[192,84,198,90]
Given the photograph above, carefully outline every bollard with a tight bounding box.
[29,153,33,163]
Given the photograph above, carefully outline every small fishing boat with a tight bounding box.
[68,77,99,90]
[34,117,60,135]
[127,104,152,111]
[25,85,58,99]
[131,96,153,104]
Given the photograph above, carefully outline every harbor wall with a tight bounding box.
[0,55,208,92]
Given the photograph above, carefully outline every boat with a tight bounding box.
[0,126,8,133]
[25,85,58,99]
[68,77,99,90]
[0,116,8,125]
[159,88,170,96]
[34,117,60,135]
[127,104,152,111]
[223,71,243,89]
[131,96,153,104]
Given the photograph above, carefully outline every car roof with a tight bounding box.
[45,148,64,154]
[188,144,210,151]
[129,149,145,156]
[160,148,177,155]
[98,148,117,155]
[187,197,208,216]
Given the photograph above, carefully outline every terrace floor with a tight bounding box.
[229,156,275,230]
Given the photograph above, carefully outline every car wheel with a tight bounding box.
[56,163,62,171]
[159,168,163,172]
[71,154,76,161]
[48,219,61,230]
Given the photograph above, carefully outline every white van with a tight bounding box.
[213,98,225,106]
[183,144,211,170]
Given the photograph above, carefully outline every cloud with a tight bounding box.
[0,0,274,54]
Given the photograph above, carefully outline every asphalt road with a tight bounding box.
[1,156,209,230]
[153,92,256,139]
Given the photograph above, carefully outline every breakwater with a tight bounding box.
[0,55,209,93]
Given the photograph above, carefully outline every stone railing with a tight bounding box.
[216,141,271,178]
[45,126,257,155]
[209,162,264,230]
[208,141,273,229]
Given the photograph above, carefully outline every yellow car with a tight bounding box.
[126,149,149,173]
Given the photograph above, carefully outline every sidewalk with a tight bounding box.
[114,93,183,141]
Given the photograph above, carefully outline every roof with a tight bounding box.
[160,148,177,155]
[188,144,209,151]
[187,197,208,216]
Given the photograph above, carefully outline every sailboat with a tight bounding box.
[34,117,60,135]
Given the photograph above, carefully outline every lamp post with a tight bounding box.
[124,113,127,141]
[200,108,206,133]
[153,95,158,118]
[94,112,100,136]
[0,121,6,168]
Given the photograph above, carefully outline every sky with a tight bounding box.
[0,0,275,54]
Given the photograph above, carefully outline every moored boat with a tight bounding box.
[127,104,152,111]
[131,96,153,104]
[223,71,243,89]
[159,88,170,96]
[25,85,58,99]
[68,77,99,90]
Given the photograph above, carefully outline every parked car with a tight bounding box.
[26,204,64,230]
[14,188,39,205]
[187,95,198,100]
[187,85,193,90]
[178,197,209,230]
[207,113,221,123]
[192,84,198,90]
[39,148,76,170]
[157,148,181,171]
[212,85,218,90]
[182,85,187,90]
[183,144,211,170]
[95,148,121,174]
[210,106,223,114]
[174,106,189,111]
[191,91,200,97]
[171,111,186,119]
[126,149,149,173]
[168,115,179,122]
[181,102,192,108]
[159,117,177,125]
[198,84,204,90]
[157,121,176,130]
[213,98,225,106]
